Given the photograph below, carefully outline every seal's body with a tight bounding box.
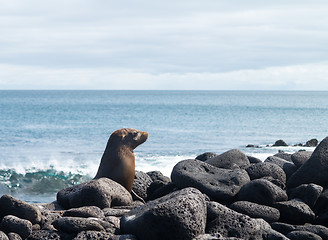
[94,128,148,192]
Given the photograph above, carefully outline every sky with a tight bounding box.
[0,1,328,90]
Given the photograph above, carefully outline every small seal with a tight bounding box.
[94,128,148,192]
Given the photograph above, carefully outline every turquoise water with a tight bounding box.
[0,90,327,202]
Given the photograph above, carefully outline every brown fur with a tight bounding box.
[94,128,148,192]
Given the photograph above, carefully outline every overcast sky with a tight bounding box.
[0,0,328,90]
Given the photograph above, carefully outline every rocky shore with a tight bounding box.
[1,137,328,239]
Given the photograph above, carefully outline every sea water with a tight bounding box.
[0,90,327,203]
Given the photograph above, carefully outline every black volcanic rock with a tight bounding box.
[229,201,280,223]
[171,159,250,202]
[265,156,298,180]
[237,179,287,206]
[274,199,315,225]
[246,162,286,183]
[196,152,218,162]
[288,183,323,208]
[287,137,328,188]
[205,149,250,169]
[121,187,206,240]
[273,140,288,147]
[56,178,132,209]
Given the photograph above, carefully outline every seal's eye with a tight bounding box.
[132,132,140,140]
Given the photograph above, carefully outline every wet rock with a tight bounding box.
[274,152,293,162]
[288,183,323,208]
[287,137,328,188]
[132,171,153,200]
[0,215,32,239]
[274,199,315,224]
[286,230,322,240]
[273,140,288,147]
[305,139,319,147]
[196,152,218,162]
[63,206,105,219]
[247,156,262,164]
[171,159,250,202]
[264,156,298,180]
[206,201,262,239]
[56,177,132,209]
[0,231,8,240]
[121,187,206,240]
[146,171,170,184]
[52,217,105,233]
[0,195,42,224]
[246,162,286,183]
[6,233,22,240]
[205,149,250,169]
[237,179,287,206]
[229,201,280,223]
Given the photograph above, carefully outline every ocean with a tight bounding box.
[0,90,327,203]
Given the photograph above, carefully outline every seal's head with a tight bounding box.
[94,128,148,192]
[109,128,148,150]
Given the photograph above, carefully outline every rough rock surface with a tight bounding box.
[56,178,132,209]
[0,231,8,240]
[63,206,105,219]
[121,187,206,240]
[237,179,288,206]
[274,199,315,224]
[171,159,250,202]
[291,151,313,168]
[273,140,288,146]
[196,152,219,162]
[52,217,105,233]
[132,171,153,200]
[287,137,328,188]
[206,201,262,239]
[146,171,170,184]
[229,201,280,223]
[205,149,250,169]
[0,195,42,224]
[286,230,322,240]
[288,183,323,208]
[264,156,298,180]
[246,162,286,183]
[0,215,32,239]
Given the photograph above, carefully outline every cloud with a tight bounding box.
[0,0,328,89]
[0,62,327,90]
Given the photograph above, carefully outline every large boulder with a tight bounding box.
[274,199,315,225]
[288,183,323,208]
[196,152,219,162]
[287,137,328,188]
[236,179,288,206]
[52,217,105,233]
[120,187,206,240]
[0,215,32,239]
[56,178,132,209]
[171,159,250,202]
[273,140,288,147]
[0,195,42,224]
[206,201,262,239]
[205,149,250,169]
[246,162,286,183]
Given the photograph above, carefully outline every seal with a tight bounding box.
[94,128,148,192]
